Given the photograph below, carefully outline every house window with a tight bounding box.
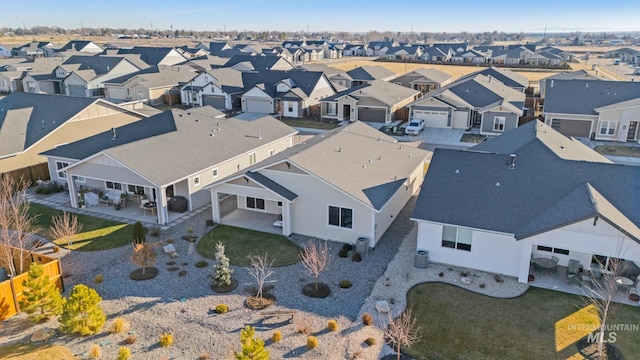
[327,102,337,115]
[592,255,623,272]
[212,168,218,177]
[269,149,275,156]
[277,201,282,207]
[328,205,353,229]
[536,245,569,255]
[246,197,265,210]
[493,116,506,132]
[249,152,256,165]
[193,176,200,186]
[127,185,145,195]
[441,226,472,251]
[27,81,36,93]
[72,175,85,183]
[599,120,617,136]
[288,102,294,112]
[56,161,69,179]
[105,181,122,190]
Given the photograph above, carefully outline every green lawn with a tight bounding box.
[594,145,640,158]
[404,283,640,360]
[0,342,76,360]
[280,118,339,130]
[196,225,301,266]
[28,203,133,251]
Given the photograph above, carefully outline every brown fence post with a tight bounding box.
[9,277,21,315]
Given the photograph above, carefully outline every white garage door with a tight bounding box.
[413,110,448,128]
[67,85,86,97]
[245,98,273,114]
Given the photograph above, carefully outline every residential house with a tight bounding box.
[366,41,396,57]
[346,65,396,87]
[55,40,103,54]
[114,47,187,66]
[411,120,640,286]
[432,42,469,54]
[321,80,421,123]
[207,121,430,246]
[22,55,142,97]
[0,45,11,57]
[603,47,638,59]
[344,44,366,57]
[384,45,423,61]
[10,42,55,58]
[42,108,298,225]
[295,64,351,91]
[457,67,529,92]
[420,47,450,62]
[180,67,244,109]
[222,54,294,71]
[537,46,573,63]
[176,46,209,59]
[0,71,23,93]
[390,68,452,94]
[0,92,149,174]
[407,74,525,133]
[450,49,488,63]
[543,79,640,141]
[105,65,198,105]
[489,48,526,65]
[240,70,336,118]
[539,70,604,99]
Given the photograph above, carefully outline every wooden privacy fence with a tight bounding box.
[2,162,51,185]
[0,245,62,321]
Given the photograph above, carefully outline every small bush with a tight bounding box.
[116,347,131,360]
[178,270,187,277]
[89,344,101,359]
[205,219,214,226]
[339,279,352,288]
[352,252,362,262]
[479,283,486,289]
[295,315,312,334]
[195,260,209,268]
[166,261,176,265]
[215,303,228,314]
[327,319,338,332]
[364,337,376,346]
[187,228,194,234]
[438,272,444,277]
[306,336,318,349]
[338,248,349,258]
[494,274,504,283]
[159,332,173,347]
[167,266,179,272]
[199,352,211,360]
[166,238,174,243]
[94,274,104,284]
[272,330,282,343]
[124,335,137,344]
[342,244,353,251]
[110,317,130,334]
[362,312,373,326]
[149,226,161,237]
[181,262,188,266]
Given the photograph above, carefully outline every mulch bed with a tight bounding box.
[129,267,159,280]
[302,283,331,298]
[577,337,624,360]
[210,279,238,293]
[245,294,276,310]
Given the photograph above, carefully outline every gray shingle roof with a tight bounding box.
[346,65,395,81]
[411,121,640,242]
[245,171,297,201]
[459,67,529,89]
[223,55,293,71]
[241,70,328,98]
[544,79,640,115]
[115,47,183,66]
[0,93,97,156]
[62,55,134,75]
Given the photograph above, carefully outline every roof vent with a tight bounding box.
[338,147,342,152]
[560,145,565,150]
[258,129,262,139]
[550,80,554,87]
[507,154,516,169]
[378,155,382,160]
[455,169,460,174]
[586,83,589,89]
[368,159,373,163]
[362,165,366,168]
[495,182,501,187]
[111,128,117,140]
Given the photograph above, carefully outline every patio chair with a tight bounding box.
[567,259,580,275]
[590,264,603,286]
[567,273,582,286]
[551,256,560,264]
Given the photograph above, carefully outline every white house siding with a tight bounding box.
[597,107,640,142]
[373,162,426,245]
[283,101,299,117]
[64,73,89,97]
[158,49,187,66]
[416,221,522,278]
[93,61,140,85]
[242,87,274,114]
[260,168,374,244]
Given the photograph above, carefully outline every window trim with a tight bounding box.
[249,152,256,165]
[105,181,123,191]
[246,196,265,210]
[327,205,353,229]
[599,120,617,136]
[212,168,218,177]
[193,176,200,186]
[536,245,570,256]
[493,116,506,132]
[55,160,69,180]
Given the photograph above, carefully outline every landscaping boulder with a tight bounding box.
[375,300,390,314]
[31,328,54,342]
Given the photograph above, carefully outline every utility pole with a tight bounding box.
[80,21,84,40]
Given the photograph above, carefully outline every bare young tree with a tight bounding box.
[299,240,330,290]
[0,175,37,276]
[50,212,83,254]
[384,309,421,360]
[246,254,274,300]
[131,243,157,274]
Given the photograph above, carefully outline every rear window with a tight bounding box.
[409,121,419,126]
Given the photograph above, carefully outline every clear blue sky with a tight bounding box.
[5,0,640,33]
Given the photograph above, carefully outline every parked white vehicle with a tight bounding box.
[405,119,425,135]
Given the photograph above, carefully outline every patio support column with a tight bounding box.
[211,191,221,223]
[158,186,167,225]
[282,201,291,236]
[68,178,78,208]
[518,244,534,283]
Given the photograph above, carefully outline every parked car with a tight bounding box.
[405,119,425,135]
